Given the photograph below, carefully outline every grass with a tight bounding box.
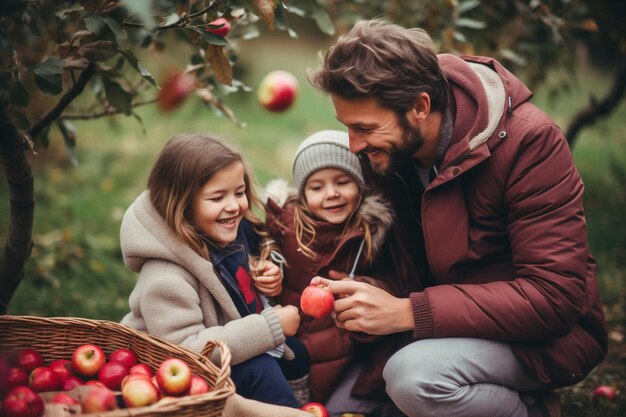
[1,31,625,416]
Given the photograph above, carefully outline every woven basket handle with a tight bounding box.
[201,339,232,389]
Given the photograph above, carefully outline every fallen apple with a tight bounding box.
[98,361,130,391]
[2,386,44,417]
[155,358,192,395]
[301,401,330,417]
[109,348,138,369]
[80,386,117,413]
[206,17,231,37]
[122,378,160,408]
[71,344,106,377]
[257,70,298,113]
[28,366,61,392]
[157,71,196,112]
[300,285,335,318]
[593,384,618,404]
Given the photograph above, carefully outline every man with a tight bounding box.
[308,19,607,417]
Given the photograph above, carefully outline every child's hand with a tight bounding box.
[273,304,300,336]
[252,259,283,297]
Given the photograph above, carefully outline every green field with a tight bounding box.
[1,32,625,416]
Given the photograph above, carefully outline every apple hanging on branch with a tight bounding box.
[206,17,231,37]
[257,70,298,113]
[300,285,335,318]
[157,71,197,113]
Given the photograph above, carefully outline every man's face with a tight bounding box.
[331,95,425,176]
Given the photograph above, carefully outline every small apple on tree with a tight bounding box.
[300,285,335,318]
[257,70,298,113]
[206,17,231,37]
[157,71,196,112]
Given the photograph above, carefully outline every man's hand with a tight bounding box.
[311,276,413,335]
[252,259,283,297]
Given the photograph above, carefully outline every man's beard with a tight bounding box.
[361,117,425,177]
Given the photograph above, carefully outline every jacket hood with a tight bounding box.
[438,54,533,164]
[264,179,394,256]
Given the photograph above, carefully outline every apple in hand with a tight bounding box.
[51,392,79,405]
[155,358,192,395]
[71,344,106,377]
[17,349,44,375]
[300,285,335,318]
[257,70,298,113]
[206,17,231,37]
[81,386,117,413]
[593,385,618,404]
[109,348,138,369]
[2,386,44,417]
[122,378,160,407]
[301,401,330,417]
[29,366,61,392]
[188,375,211,395]
[98,361,130,391]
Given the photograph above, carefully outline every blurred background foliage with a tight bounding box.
[1,1,625,414]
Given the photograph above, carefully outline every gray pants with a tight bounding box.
[383,338,552,417]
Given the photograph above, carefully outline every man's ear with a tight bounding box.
[406,92,431,124]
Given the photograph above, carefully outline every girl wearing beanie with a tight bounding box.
[265,130,408,416]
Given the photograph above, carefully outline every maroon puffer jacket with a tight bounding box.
[370,54,607,388]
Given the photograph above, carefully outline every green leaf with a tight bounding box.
[103,17,126,40]
[458,0,481,14]
[455,17,486,30]
[32,57,63,95]
[198,28,229,46]
[104,80,132,115]
[309,1,335,36]
[132,111,146,134]
[9,80,29,107]
[80,40,119,62]
[118,48,157,87]
[121,0,156,31]
[84,16,107,36]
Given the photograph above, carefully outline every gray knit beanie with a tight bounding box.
[292,130,365,195]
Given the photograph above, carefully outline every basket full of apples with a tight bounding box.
[0,315,234,417]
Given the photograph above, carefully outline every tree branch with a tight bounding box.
[566,59,626,147]
[59,98,158,120]
[28,62,97,139]
[123,0,225,31]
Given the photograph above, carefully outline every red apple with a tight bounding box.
[84,379,106,388]
[48,359,72,383]
[122,378,160,408]
[50,392,79,405]
[1,367,29,394]
[2,386,44,417]
[257,70,298,113]
[17,349,44,375]
[155,358,191,395]
[121,373,152,390]
[301,401,330,417]
[28,366,60,392]
[129,363,153,377]
[206,17,231,37]
[80,386,117,413]
[157,71,196,112]
[300,285,335,318]
[71,344,106,377]
[61,375,84,391]
[98,361,130,391]
[188,375,211,396]
[109,348,138,369]
[593,385,618,404]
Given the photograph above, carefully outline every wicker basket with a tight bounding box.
[0,315,235,417]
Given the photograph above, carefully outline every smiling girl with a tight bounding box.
[265,130,405,414]
[119,133,307,408]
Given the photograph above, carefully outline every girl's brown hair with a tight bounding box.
[147,133,272,259]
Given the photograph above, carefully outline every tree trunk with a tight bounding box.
[0,101,34,315]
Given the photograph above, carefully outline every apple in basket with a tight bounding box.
[122,377,160,408]
[155,358,192,395]
[17,349,44,375]
[29,367,61,392]
[48,359,73,383]
[51,393,79,405]
[129,363,153,377]
[81,386,117,413]
[71,344,106,377]
[98,361,130,391]
[188,374,211,395]
[2,386,45,417]
[109,348,138,369]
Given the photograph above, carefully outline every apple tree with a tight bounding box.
[0,0,336,314]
